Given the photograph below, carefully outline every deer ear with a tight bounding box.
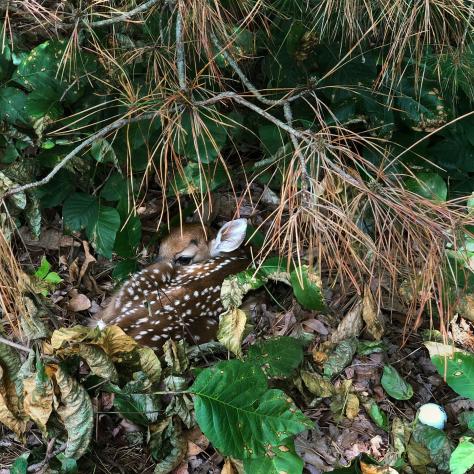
[210,218,247,256]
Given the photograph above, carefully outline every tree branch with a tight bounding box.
[0,336,32,354]
[175,2,187,92]
[2,113,158,199]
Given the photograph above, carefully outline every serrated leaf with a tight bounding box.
[51,364,94,459]
[86,206,120,258]
[381,365,413,400]
[247,337,304,378]
[191,359,312,458]
[114,214,141,258]
[217,308,247,357]
[290,266,326,311]
[90,138,116,163]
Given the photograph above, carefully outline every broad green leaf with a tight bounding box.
[364,399,389,431]
[259,256,292,284]
[90,138,116,163]
[357,340,387,355]
[169,162,227,196]
[43,272,63,284]
[381,365,413,400]
[323,338,358,377]
[450,440,474,474]
[51,365,94,459]
[191,359,312,458]
[10,453,29,474]
[290,266,326,311]
[112,258,139,281]
[217,308,247,357]
[430,352,474,399]
[174,109,227,163]
[35,256,51,280]
[57,453,78,473]
[0,87,28,125]
[246,336,304,377]
[86,206,121,258]
[101,174,127,201]
[114,214,141,258]
[413,424,452,472]
[243,439,304,474]
[405,172,447,202]
[63,193,98,231]
[25,83,63,119]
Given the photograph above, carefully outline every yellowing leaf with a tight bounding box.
[136,346,162,383]
[300,370,334,397]
[0,366,27,436]
[95,325,137,357]
[331,300,363,343]
[217,308,247,358]
[23,372,53,433]
[50,364,93,459]
[345,393,360,420]
[360,462,398,474]
[362,286,384,340]
[61,344,118,382]
[50,326,93,350]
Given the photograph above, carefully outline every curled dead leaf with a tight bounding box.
[217,308,247,358]
[331,300,363,343]
[67,290,91,312]
[362,286,385,340]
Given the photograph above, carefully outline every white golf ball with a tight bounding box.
[418,403,447,430]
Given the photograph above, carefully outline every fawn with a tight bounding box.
[93,219,249,350]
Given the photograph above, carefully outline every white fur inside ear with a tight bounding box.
[210,218,247,257]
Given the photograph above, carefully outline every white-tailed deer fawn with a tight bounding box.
[93,219,249,350]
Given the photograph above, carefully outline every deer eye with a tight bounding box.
[175,256,193,265]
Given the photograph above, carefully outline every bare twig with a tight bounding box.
[0,335,32,353]
[175,2,187,92]
[27,440,67,473]
[2,112,157,198]
[85,0,161,28]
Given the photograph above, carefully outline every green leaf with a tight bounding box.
[405,172,447,202]
[90,138,116,163]
[169,162,227,196]
[35,256,51,280]
[43,272,63,284]
[323,338,358,377]
[25,83,63,119]
[86,206,121,258]
[57,453,78,473]
[0,87,28,125]
[381,365,414,400]
[112,259,139,281]
[246,337,304,378]
[243,439,304,474]
[63,193,98,231]
[450,440,474,474]
[290,266,326,311]
[191,359,312,458]
[364,399,389,431]
[101,174,127,201]
[174,109,227,163]
[412,424,452,472]
[357,340,387,356]
[10,452,29,474]
[114,214,141,258]
[430,352,474,399]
